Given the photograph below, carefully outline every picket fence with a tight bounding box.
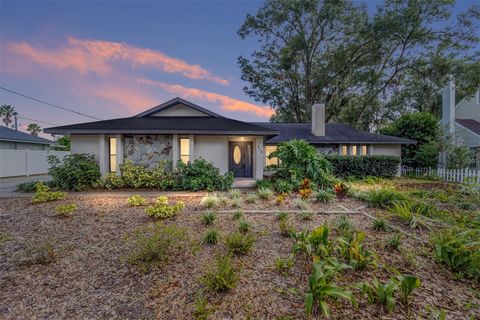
[401,166,480,183]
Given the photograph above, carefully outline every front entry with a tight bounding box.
[229,141,253,178]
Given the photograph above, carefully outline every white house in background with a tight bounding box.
[442,81,480,168]
[44,97,414,179]
[0,126,53,150]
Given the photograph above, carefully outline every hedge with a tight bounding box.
[325,155,401,178]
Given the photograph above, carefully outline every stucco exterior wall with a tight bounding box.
[71,135,100,160]
[151,104,210,117]
[370,144,402,157]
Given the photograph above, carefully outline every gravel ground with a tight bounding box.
[0,193,478,319]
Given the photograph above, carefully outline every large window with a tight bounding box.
[180,138,190,163]
[351,145,358,156]
[361,145,368,156]
[341,145,348,156]
[265,145,278,166]
[109,137,116,173]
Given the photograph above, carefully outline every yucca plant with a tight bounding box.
[201,212,216,226]
[305,259,354,317]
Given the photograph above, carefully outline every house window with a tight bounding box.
[361,145,368,156]
[265,145,278,166]
[341,145,348,156]
[180,138,190,163]
[109,137,116,173]
[351,145,358,156]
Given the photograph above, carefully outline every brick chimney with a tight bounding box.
[311,103,325,136]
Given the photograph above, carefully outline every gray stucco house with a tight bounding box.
[44,97,414,179]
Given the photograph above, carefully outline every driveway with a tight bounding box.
[0,174,50,196]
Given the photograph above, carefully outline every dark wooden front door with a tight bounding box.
[229,141,253,178]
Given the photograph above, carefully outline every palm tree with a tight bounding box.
[27,123,42,136]
[0,104,17,128]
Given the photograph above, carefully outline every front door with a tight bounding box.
[229,141,253,178]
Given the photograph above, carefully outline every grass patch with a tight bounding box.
[201,254,239,292]
[201,212,216,226]
[225,231,255,254]
[203,228,220,245]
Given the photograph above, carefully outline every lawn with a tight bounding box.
[0,178,479,319]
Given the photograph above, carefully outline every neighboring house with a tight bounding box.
[0,126,53,150]
[442,81,480,168]
[44,97,414,179]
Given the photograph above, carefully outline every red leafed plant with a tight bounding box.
[299,179,312,199]
[334,183,349,199]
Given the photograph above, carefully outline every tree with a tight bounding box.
[0,104,18,128]
[238,0,479,128]
[379,112,440,167]
[52,136,71,151]
[26,123,42,136]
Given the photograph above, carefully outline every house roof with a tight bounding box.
[44,116,279,136]
[455,119,480,136]
[135,97,221,117]
[0,126,53,144]
[252,122,416,145]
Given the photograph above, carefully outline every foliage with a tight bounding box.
[415,142,440,168]
[274,180,294,194]
[200,195,219,209]
[201,254,239,292]
[96,173,125,190]
[238,220,252,234]
[276,211,288,221]
[396,275,421,305]
[276,193,287,205]
[273,255,294,275]
[17,180,43,192]
[201,212,216,226]
[305,259,354,317]
[294,199,308,210]
[230,198,242,208]
[26,123,42,136]
[145,196,185,219]
[314,189,334,203]
[55,203,77,217]
[357,277,398,312]
[245,193,257,204]
[203,229,219,245]
[336,232,377,270]
[357,187,404,208]
[193,291,214,320]
[385,234,402,251]
[126,222,188,271]
[0,104,17,127]
[255,179,273,190]
[279,219,296,238]
[270,140,330,185]
[16,239,57,267]
[48,154,100,191]
[431,227,480,280]
[127,195,146,207]
[31,182,66,204]
[372,219,389,232]
[447,144,472,169]
[175,159,234,191]
[228,189,242,199]
[379,112,441,167]
[333,183,349,199]
[232,210,244,220]
[335,215,354,238]
[51,135,71,151]
[301,211,313,221]
[325,155,401,179]
[257,187,274,200]
[388,200,426,229]
[224,231,255,255]
[293,224,332,259]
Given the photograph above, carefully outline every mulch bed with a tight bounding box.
[0,192,478,319]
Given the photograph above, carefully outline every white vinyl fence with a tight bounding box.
[0,150,69,178]
[401,166,480,183]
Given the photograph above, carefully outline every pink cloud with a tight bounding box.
[6,37,228,85]
[138,78,274,118]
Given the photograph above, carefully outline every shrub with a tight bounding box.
[315,189,334,203]
[145,196,185,219]
[127,195,146,206]
[230,198,242,208]
[193,291,214,320]
[333,182,349,199]
[176,159,234,191]
[301,211,314,221]
[276,211,288,221]
[48,154,100,191]
[31,182,67,204]
[245,193,257,203]
[270,140,331,185]
[385,233,402,251]
[224,232,255,254]
[228,189,242,199]
[357,187,404,208]
[127,222,188,271]
[276,193,287,204]
[274,180,294,194]
[203,229,219,245]
[357,277,398,312]
[336,232,377,270]
[16,181,41,192]
[299,179,313,199]
[335,215,354,237]
[273,255,294,274]
[279,219,296,237]
[201,212,216,226]
[238,220,252,233]
[200,195,218,208]
[232,210,244,220]
[294,198,308,210]
[325,155,401,179]
[255,179,273,189]
[201,254,239,292]
[55,203,77,217]
[388,200,426,229]
[293,224,332,258]
[372,219,389,231]
[257,187,273,200]
[17,239,57,267]
[432,227,480,280]
[95,173,125,190]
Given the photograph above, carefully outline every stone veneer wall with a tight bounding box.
[124,135,173,169]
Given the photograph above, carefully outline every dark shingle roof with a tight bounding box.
[0,126,53,144]
[252,122,416,144]
[44,116,278,136]
[456,119,480,136]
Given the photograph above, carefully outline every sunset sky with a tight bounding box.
[0,1,475,138]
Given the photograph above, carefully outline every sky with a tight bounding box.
[0,0,477,138]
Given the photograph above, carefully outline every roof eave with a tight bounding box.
[44,128,279,136]
[0,138,53,145]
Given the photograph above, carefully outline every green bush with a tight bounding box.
[357,187,405,208]
[127,195,146,206]
[325,155,401,179]
[257,187,274,200]
[48,154,100,191]
[270,139,331,185]
[95,173,125,190]
[203,229,219,245]
[225,232,255,254]
[145,196,185,219]
[245,193,257,203]
[200,195,218,208]
[55,203,77,217]
[31,182,67,204]
[201,254,239,292]
[201,212,216,226]
[175,159,234,191]
[127,222,188,271]
[315,189,334,203]
[274,180,294,193]
[238,220,252,233]
[255,179,273,189]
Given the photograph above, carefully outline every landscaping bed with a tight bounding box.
[1,183,479,319]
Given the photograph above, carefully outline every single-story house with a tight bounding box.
[0,126,53,150]
[44,97,415,179]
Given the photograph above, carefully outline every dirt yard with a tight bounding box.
[0,190,478,319]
